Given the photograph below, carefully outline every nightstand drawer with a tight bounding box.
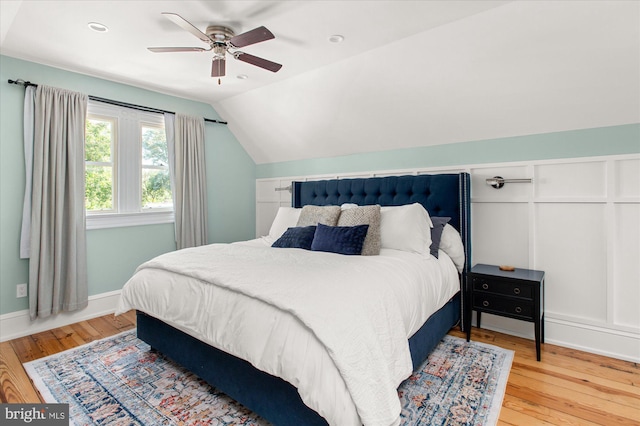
[472,276,533,299]
[472,294,534,320]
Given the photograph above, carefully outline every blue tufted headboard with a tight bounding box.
[293,173,470,254]
[293,174,468,234]
[293,173,471,327]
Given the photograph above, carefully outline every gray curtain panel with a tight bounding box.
[28,85,89,320]
[20,85,36,259]
[167,113,208,249]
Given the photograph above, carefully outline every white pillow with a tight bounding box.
[268,207,301,241]
[341,203,359,210]
[440,224,465,272]
[380,203,432,256]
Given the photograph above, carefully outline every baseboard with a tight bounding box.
[544,317,640,363]
[0,290,122,342]
[476,312,640,363]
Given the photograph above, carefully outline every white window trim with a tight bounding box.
[87,210,175,230]
[86,101,174,230]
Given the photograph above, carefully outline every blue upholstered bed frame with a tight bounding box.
[137,173,471,426]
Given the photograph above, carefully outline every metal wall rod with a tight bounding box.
[486,176,533,189]
[275,185,292,193]
[7,79,228,125]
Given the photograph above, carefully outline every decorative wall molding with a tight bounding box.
[0,290,122,342]
[256,154,640,362]
[476,313,640,363]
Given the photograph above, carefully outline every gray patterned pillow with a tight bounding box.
[296,205,341,227]
[337,205,381,255]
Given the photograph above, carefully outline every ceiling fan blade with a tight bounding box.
[162,12,211,43]
[229,26,274,48]
[211,58,226,77]
[234,52,282,73]
[148,47,208,53]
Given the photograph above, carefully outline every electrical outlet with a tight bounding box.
[16,283,27,298]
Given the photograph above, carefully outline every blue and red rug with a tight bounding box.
[24,330,512,425]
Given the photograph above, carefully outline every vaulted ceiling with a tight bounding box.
[1,1,638,164]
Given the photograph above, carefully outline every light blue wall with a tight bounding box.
[0,55,256,315]
[256,124,640,178]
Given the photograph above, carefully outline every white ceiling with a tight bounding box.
[2,1,639,164]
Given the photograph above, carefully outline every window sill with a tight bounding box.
[87,211,174,230]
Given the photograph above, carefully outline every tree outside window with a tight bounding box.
[141,125,172,209]
[85,117,115,211]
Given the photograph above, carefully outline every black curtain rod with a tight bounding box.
[7,79,227,125]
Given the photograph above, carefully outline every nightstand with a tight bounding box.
[466,264,545,361]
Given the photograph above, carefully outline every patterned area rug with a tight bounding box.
[24,330,512,425]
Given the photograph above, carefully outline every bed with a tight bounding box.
[116,173,471,426]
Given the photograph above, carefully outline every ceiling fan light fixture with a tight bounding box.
[213,44,226,59]
[237,74,248,80]
[150,13,282,78]
[88,22,108,33]
[212,57,226,78]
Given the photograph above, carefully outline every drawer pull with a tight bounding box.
[515,306,522,313]
[482,300,490,307]
[482,283,489,290]
[513,288,521,295]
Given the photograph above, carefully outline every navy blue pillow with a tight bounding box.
[272,226,317,250]
[311,223,369,255]
[430,217,451,258]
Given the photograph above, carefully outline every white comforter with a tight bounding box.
[116,238,459,426]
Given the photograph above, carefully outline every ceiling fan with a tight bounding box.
[149,12,282,83]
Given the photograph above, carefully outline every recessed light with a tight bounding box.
[88,22,108,33]
[328,34,344,43]
[237,74,248,80]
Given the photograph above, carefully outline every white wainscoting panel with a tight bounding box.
[613,203,640,330]
[256,202,281,238]
[615,158,640,199]
[472,202,530,267]
[256,179,294,237]
[256,155,640,361]
[536,161,607,199]
[536,203,608,322]
[256,179,281,202]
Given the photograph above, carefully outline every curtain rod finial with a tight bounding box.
[8,78,35,87]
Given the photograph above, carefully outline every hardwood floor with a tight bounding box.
[0,311,137,405]
[1,313,638,425]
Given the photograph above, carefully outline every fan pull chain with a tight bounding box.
[218,78,221,85]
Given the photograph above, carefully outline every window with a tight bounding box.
[141,124,172,210]
[85,116,116,212]
[85,102,173,229]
